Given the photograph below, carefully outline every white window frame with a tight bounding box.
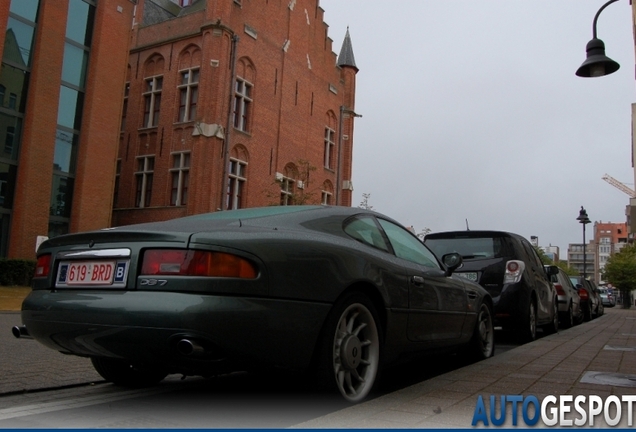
[324,127,335,169]
[227,158,247,210]
[233,77,253,132]
[280,176,295,205]
[170,152,190,206]
[135,155,154,208]
[321,190,332,205]
[177,68,199,123]
[143,76,162,128]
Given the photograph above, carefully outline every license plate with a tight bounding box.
[455,272,478,282]
[56,260,129,288]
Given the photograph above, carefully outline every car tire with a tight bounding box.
[520,299,537,343]
[468,302,495,361]
[543,299,559,335]
[91,357,168,388]
[313,292,381,403]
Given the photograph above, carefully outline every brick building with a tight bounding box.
[594,221,628,284]
[0,0,135,259]
[112,0,359,227]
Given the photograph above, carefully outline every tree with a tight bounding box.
[359,193,373,210]
[602,243,636,308]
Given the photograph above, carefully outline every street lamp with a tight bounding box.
[575,0,621,77]
[577,206,591,280]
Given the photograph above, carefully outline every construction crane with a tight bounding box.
[602,173,636,198]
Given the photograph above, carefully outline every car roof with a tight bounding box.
[108,205,400,234]
[424,230,525,241]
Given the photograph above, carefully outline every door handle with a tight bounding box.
[411,276,425,285]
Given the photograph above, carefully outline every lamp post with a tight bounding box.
[577,206,591,280]
[576,0,621,77]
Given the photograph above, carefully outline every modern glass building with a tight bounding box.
[0,0,135,259]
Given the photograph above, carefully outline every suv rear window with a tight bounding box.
[424,235,511,261]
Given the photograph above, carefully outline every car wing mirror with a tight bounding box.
[545,265,559,276]
[442,252,462,276]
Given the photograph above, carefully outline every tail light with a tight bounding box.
[578,289,589,300]
[554,284,565,296]
[141,249,257,279]
[503,260,525,284]
[34,254,51,278]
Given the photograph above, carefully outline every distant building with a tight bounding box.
[540,245,559,263]
[567,242,595,280]
[0,0,135,258]
[594,221,628,284]
[112,0,358,227]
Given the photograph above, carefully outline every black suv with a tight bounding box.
[424,231,558,342]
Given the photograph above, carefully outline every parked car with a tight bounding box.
[546,266,582,328]
[12,205,495,404]
[598,287,616,308]
[569,277,602,321]
[424,230,559,342]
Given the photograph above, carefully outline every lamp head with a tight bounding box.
[577,206,591,224]
[576,38,620,77]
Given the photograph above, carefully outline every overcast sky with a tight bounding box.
[319,0,635,255]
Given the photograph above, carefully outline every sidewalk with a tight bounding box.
[292,307,636,428]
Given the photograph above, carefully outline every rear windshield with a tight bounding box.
[424,236,510,260]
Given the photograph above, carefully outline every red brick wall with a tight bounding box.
[113,0,357,227]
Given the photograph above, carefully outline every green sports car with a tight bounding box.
[14,205,494,403]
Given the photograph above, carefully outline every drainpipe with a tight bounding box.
[220,34,239,211]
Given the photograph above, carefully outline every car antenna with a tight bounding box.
[465,219,470,231]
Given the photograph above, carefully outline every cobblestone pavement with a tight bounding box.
[0,312,103,395]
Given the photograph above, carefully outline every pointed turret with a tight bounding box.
[337,27,358,71]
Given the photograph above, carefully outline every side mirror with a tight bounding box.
[575,283,583,289]
[545,265,559,276]
[442,252,463,276]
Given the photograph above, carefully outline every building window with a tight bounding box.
[121,82,129,131]
[180,0,192,6]
[233,77,252,132]
[170,152,190,206]
[324,127,336,170]
[280,176,295,206]
[227,158,247,210]
[321,191,332,205]
[600,237,610,244]
[178,68,199,122]
[135,155,154,208]
[143,76,162,128]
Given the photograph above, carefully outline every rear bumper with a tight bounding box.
[489,283,528,327]
[20,290,331,374]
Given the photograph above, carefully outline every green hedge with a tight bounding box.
[0,259,36,286]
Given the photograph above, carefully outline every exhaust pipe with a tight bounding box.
[176,338,205,356]
[12,325,31,339]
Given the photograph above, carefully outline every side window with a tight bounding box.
[378,219,440,269]
[343,216,390,252]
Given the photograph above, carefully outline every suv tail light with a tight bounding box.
[34,254,51,278]
[554,284,565,296]
[141,249,257,279]
[578,289,589,300]
[503,260,525,284]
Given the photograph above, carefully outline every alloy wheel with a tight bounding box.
[331,301,380,403]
